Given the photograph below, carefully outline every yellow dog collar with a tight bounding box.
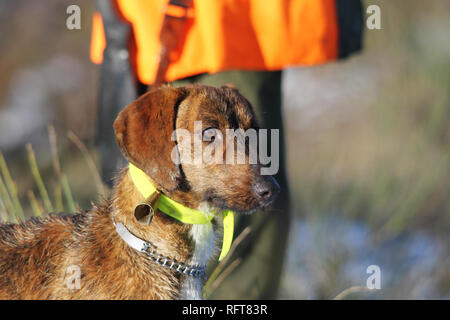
[129,163,234,261]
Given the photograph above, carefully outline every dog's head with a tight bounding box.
[114,85,279,214]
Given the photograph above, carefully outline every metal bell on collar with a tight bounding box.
[134,190,161,225]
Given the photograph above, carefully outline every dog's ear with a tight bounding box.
[114,86,188,192]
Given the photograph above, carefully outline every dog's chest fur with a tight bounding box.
[179,202,220,299]
[179,223,216,299]
[106,169,221,300]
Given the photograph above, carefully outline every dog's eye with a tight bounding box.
[202,127,221,142]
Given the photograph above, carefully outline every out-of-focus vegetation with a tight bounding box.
[0,126,102,223]
[0,0,448,299]
[286,1,449,236]
[0,0,100,212]
[281,0,450,299]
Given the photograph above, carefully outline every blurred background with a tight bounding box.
[0,0,448,299]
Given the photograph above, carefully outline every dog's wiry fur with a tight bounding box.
[0,169,197,299]
[0,85,278,299]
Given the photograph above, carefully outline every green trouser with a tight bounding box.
[172,70,291,299]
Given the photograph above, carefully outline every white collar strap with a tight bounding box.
[114,221,206,279]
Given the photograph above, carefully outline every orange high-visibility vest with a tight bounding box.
[91,0,339,84]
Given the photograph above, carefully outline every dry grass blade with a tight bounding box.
[204,258,242,298]
[49,126,77,213]
[67,131,106,197]
[0,193,10,222]
[53,184,64,212]
[26,143,54,213]
[0,174,15,223]
[0,152,25,220]
[333,286,374,300]
[27,190,44,217]
[61,174,76,213]
[203,226,251,297]
[48,125,64,212]
[219,226,251,267]
[48,125,62,176]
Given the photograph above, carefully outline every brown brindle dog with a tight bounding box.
[0,85,279,299]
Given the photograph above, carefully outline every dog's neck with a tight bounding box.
[109,168,218,299]
[111,168,195,262]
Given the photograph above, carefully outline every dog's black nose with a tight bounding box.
[253,176,280,205]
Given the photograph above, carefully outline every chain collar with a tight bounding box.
[141,242,206,279]
[113,221,206,279]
